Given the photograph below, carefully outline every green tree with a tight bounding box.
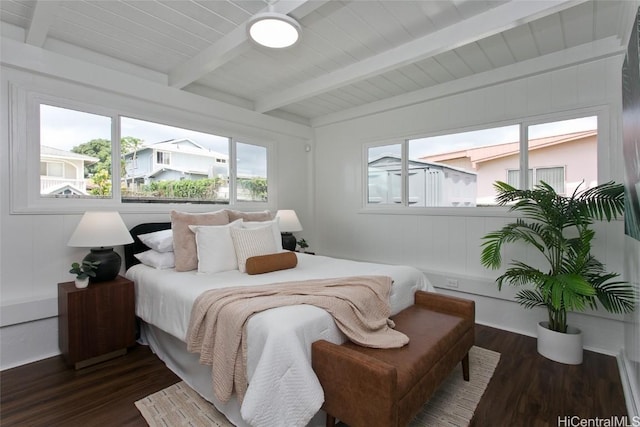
[121,136,143,154]
[120,136,144,184]
[90,169,112,196]
[72,138,111,176]
[72,137,144,178]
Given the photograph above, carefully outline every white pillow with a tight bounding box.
[138,229,174,253]
[189,220,242,274]
[230,225,278,273]
[242,218,283,252]
[134,250,175,269]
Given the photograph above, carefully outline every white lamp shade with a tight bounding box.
[68,211,134,248]
[247,12,301,48]
[276,210,302,232]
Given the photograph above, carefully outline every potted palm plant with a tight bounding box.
[481,181,635,364]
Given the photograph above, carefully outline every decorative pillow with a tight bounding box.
[226,209,273,222]
[138,229,174,253]
[230,225,278,273]
[242,218,283,252]
[189,220,242,274]
[246,252,297,275]
[134,250,175,269]
[171,210,229,272]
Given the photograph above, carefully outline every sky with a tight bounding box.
[40,105,229,153]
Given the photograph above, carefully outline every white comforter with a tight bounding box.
[126,253,432,427]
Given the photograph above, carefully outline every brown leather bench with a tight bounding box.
[312,290,475,427]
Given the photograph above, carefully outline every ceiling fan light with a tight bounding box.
[248,12,301,49]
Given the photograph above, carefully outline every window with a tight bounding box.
[121,116,231,204]
[507,167,565,193]
[11,91,274,213]
[407,125,519,207]
[156,151,170,165]
[236,142,268,202]
[527,116,597,195]
[367,143,402,204]
[536,167,565,193]
[506,169,531,189]
[41,161,62,177]
[366,114,598,208]
[40,104,112,199]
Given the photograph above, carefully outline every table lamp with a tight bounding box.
[68,211,134,282]
[275,210,302,251]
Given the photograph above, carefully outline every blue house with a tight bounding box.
[123,138,228,187]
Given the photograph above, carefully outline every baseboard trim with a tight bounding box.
[0,297,58,327]
[1,350,61,371]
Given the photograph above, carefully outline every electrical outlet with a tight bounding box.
[446,278,459,288]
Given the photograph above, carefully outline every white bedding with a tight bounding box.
[126,253,432,427]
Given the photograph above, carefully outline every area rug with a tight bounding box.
[135,346,500,427]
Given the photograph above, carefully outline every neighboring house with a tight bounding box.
[421,130,598,204]
[40,145,98,196]
[123,138,228,187]
[368,155,477,207]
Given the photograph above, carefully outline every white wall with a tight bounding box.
[0,40,314,370]
[313,49,629,355]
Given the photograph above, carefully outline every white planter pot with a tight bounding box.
[537,321,583,365]
[74,277,89,289]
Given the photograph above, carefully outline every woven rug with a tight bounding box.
[136,346,500,427]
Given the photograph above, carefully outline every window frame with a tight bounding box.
[156,151,171,166]
[362,106,610,216]
[508,166,567,193]
[365,140,405,207]
[9,83,277,214]
[234,140,270,203]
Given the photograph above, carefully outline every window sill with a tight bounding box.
[358,205,513,217]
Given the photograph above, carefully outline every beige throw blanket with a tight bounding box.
[186,275,409,403]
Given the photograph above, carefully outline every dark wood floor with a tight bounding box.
[1,324,627,427]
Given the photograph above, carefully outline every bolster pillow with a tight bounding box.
[246,252,298,275]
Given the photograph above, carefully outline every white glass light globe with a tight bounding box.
[248,13,301,49]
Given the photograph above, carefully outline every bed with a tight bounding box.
[124,220,433,427]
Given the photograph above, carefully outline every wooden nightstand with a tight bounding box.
[58,275,135,369]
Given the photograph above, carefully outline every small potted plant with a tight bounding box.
[297,238,309,253]
[69,260,100,288]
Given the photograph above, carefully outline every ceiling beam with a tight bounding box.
[168,0,328,89]
[25,0,60,47]
[254,0,588,113]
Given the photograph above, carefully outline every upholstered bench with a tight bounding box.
[311,291,475,427]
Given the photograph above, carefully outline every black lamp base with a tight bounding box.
[84,247,121,282]
[281,232,296,251]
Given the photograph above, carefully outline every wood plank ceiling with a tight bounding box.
[0,1,633,124]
